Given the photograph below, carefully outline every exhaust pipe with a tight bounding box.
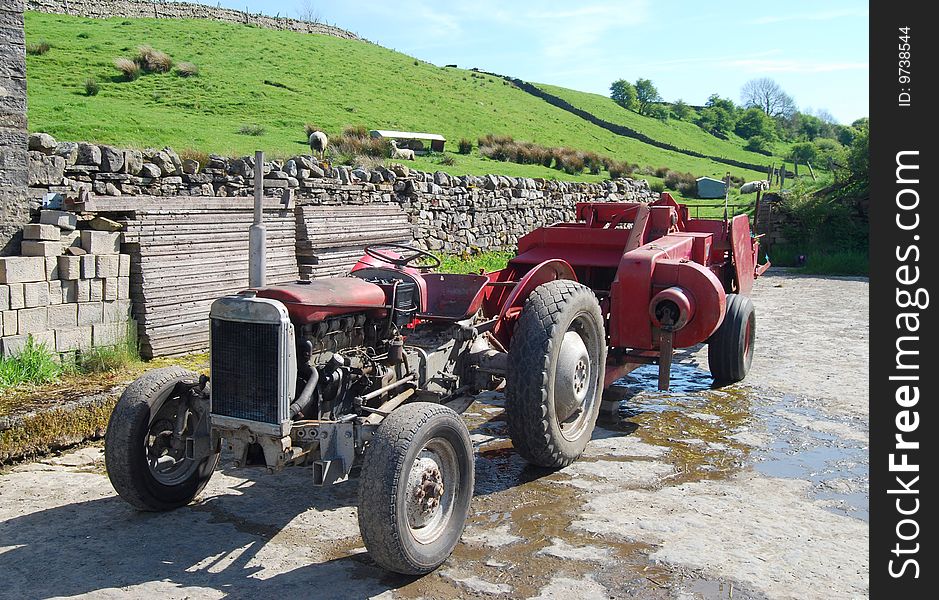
[249,150,267,288]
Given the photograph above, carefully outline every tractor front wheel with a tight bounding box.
[357,402,474,575]
[105,367,219,511]
[506,280,606,468]
[707,293,756,384]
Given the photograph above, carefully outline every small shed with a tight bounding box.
[696,176,726,199]
[370,130,446,153]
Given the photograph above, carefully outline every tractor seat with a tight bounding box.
[419,273,490,321]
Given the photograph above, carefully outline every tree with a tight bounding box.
[735,107,777,140]
[705,93,736,113]
[610,79,637,110]
[789,141,819,164]
[295,0,322,23]
[697,105,735,138]
[741,77,796,118]
[648,104,669,122]
[634,78,662,116]
[798,113,825,141]
[745,135,774,155]
[671,99,692,121]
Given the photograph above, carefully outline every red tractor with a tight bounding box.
[105,193,767,574]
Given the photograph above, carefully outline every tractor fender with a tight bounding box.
[492,259,577,347]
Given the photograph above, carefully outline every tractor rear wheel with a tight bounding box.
[357,402,474,575]
[105,367,219,511]
[708,293,756,384]
[506,280,606,468]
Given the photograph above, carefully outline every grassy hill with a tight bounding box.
[24,12,768,183]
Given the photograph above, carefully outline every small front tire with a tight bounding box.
[105,367,219,511]
[357,402,474,575]
[707,293,756,384]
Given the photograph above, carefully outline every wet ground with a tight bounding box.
[0,271,868,599]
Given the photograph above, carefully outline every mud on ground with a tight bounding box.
[0,270,868,599]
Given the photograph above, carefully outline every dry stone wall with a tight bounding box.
[26,0,360,40]
[1,0,29,256]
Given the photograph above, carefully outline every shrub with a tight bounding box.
[457,138,473,154]
[556,151,585,175]
[439,154,456,166]
[664,170,698,196]
[179,148,210,168]
[582,151,604,175]
[745,135,775,155]
[84,78,100,96]
[0,336,62,390]
[26,40,51,56]
[648,179,665,193]
[238,124,266,136]
[654,166,670,178]
[175,61,199,77]
[113,57,141,81]
[342,124,369,139]
[304,122,322,138]
[607,160,633,179]
[135,45,173,73]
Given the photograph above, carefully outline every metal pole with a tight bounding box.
[249,150,267,288]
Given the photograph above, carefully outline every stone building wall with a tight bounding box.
[26,0,360,40]
[1,0,30,255]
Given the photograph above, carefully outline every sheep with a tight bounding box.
[308,130,328,161]
[390,139,415,161]
[739,180,770,194]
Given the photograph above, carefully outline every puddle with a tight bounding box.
[608,363,869,520]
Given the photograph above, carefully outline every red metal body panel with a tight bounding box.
[256,279,387,324]
[730,214,756,294]
[492,259,577,346]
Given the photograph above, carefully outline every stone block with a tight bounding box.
[23,223,60,241]
[8,283,25,309]
[47,281,62,305]
[0,285,8,311]
[44,256,59,280]
[76,279,90,302]
[61,280,78,303]
[77,302,103,326]
[93,322,129,347]
[55,326,93,352]
[39,209,77,231]
[20,241,62,257]
[2,311,16,336]
[47,303,78,328]
[17,307,48,335]
[80,254,96,278]
[81,231,121,254]
[2,332,57,358]
[117,276,130,300]
[103,278,118,301]
[103,299,131,323]
[23,281,49,308]
[96,254,119,278]
[89,278,103,302]
[118,253,131,276]
[61,229,82,249]
[57,255,81,279]
[0,256,46,284]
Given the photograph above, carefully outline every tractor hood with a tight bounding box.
[255,278,388,324]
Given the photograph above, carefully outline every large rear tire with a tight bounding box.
[506,280,606,468]
[708,293,756,384]
[357,402,474,575]
[105,367,219,511]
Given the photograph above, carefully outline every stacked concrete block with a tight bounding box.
[1,214,134,358]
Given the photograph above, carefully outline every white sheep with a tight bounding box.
[739,180,770,194]
[309,130,328,161]
[390,139,415,161]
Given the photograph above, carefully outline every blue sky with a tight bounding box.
[225,1,868,123]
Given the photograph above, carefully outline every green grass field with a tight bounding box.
[24,12,768,183]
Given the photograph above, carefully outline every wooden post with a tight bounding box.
[807,161,817,181]
[754,189,763,232]
[767,163,774,186]
[249,151,267,288]
[794,161,799,178]
[780,163,786,188]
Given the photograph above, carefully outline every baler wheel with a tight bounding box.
[105,367,219,511]
[707,293,756,384]
[357,402,474,575]
[506,280,606,468]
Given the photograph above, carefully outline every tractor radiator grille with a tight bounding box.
[211,319,282,424]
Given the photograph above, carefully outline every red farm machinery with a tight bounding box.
[105,193,768,574]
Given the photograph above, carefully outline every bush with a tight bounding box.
[654,166,670,178]
[648,179,665,193]
[76,325,140,374]
[789,141,819,164]
[664,170,698,196]
[238,124,266,136]
[83,77,100,96]
[304,123,322,138]
[175,61,199,77]
[26,40,51,56]
[439,154,456,166]
[342,124,370,139]
[648,104,670,122]
[745,135,775,155]
[179,148,210,169]
[607,160,633,179]
[457,138,473,154]
[135,45,173,73]
[582,151,604,175]
[113,57,141,81]
[0,336,63,390]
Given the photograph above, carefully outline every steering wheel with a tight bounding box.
[364,243,441,270]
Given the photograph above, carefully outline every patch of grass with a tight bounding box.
[83,77,100,96]
[238,123,266,136]
[769,244,868,276]
[135,44,173,73]
[26,40,51,55]
[175,61,199,77]
[24,12,767,183]
[438,250,514,274]
[457,138,473,154]
[0,337,63,391]
[75,325,141,374]
[113,57,140,81]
